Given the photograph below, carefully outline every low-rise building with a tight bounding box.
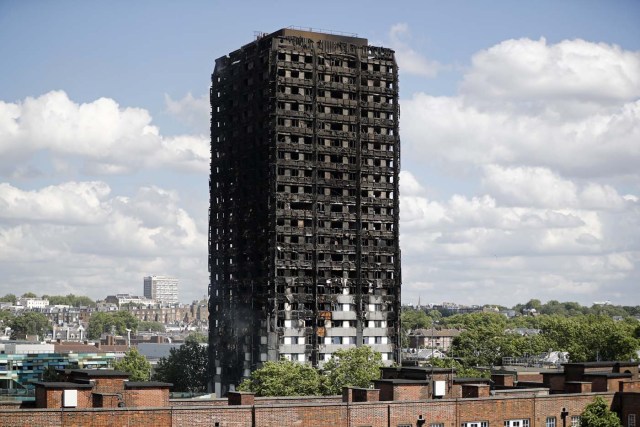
[16,298,49,310]
[0,361,638,427]
[408,328,462,351]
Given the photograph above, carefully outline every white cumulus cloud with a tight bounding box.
[388,23,442,78]
[0,181,208,301]
[0,91,210,177]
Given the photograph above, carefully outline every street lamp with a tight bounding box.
[561,407,569,427]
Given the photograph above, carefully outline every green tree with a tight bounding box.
[87,311,139,339]
[538,315,638,362]
[238,359,322,396]
[9,312,50,340]
[137,321,166,333]
[44,294,96,307]
[0,310,14,325]
[321,346,383,395]
[153,338,208,392]
[451,323,506,367]
[580,396,621,427]
[114,348,152,381]
[21,292,37,298]
[441,312,507,330]
[0,294,17,304]
[401,308,433,331]
[186,331,208,343]
[425,357,488,378]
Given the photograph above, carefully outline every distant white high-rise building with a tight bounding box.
[143,276,178,304]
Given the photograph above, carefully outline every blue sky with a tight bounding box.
[0,1,639,306]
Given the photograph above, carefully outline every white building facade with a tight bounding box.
[143,276,178,304]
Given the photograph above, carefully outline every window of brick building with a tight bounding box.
[546,417,556,427]
[431,423,445,427]
[629,414,636,427]
[462,422,488,427]
[571,416,581,427]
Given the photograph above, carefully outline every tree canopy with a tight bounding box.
[580,396,621,427]
[87,311,139,339]
[113,348,152,381]
[137,321,166,333]
[9,312,50,340]
[238,359,322,396]
[401,308,433,331]
[153,338,208,392]
[321,346,384,395]
[42,294,96,307]
[237,346,385,397]
[0,294,17,304]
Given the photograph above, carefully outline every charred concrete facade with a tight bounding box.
[209,28,401,395]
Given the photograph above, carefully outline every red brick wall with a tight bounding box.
[0,391,622,427]
[92,377,127,393]
[93,393,121,408]
[493,374,515,387]
[565,382,592,394]
[255,403,347,426]
[518,373,543,383]
[125,388,169,407]
[394,383,430,401]
[544,374,566,392]
[40,389,93,409]
[172,406,253,426]
[591,376,608,392]
[377,382,394,401]
[620,381,640,392]
[462,384,490,398]
[607,378,628,393]
[350,388,380,402]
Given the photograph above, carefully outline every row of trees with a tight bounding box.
[238,346,383,396]
[0,309,166,340]
[116,343,383,395]
[0,293,95,307]
[101,334,208,390]
[402,308,640,368]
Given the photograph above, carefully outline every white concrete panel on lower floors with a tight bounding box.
[336,294,354,304]
[325,327,357,337]
[282,327,308,336]
[279,343,308,354]
[368,343,394,353]
[331,311,357,320]
[319,343,357,353]
[363,327,389,336]
[366,295,383,304]
[364,311,387,321]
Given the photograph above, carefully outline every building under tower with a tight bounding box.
[209,28,401,396]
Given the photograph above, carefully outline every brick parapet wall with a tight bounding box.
[125,388,169,407]
[0,391,622,427]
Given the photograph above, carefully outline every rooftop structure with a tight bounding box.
[0,361,638,426]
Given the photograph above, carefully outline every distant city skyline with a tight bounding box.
[0,1,638,306]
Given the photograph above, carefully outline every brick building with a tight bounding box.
[0,361,638,426]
